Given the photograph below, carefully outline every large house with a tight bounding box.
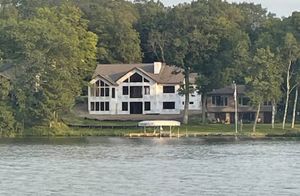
[88,62,201,115]
[207,85,272,123]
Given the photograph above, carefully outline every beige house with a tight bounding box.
[88,62,201,115]
[207,85,272,123]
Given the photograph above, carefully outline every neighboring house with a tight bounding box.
[88,62,201,115]
[207,85,272,123]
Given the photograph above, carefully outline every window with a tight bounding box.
[239,97,250,106]
[189,102,194,105]
[105,102,110,111]
[100,102,104,111]
[122,102,128,111]
[212,96,228,106]
[145,102,151,111]
[92,102,110,111]
[124,79,129,83]
[91,102,95,111]
[144,78,150,82]
[130,86,143,98]
[92,79,110,97]
[130,73,143,82]
[112,88,115,98]
[123,86,128,95]
[163,102,175,109]
[144,86,150,95]
[96,102,100,111]
[163,86,175,93]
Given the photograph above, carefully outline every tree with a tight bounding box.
[76,0,142,63]
[246,47,281,132]
[281,33,300,129]
[0,74,16,133]
[0,3,97,127]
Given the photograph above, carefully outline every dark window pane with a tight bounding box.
[124,79,129,83]
[122,102,128,111]
[100,102,104,111]
[112,88,115,98]
[189,102,194,105]
[130,73,143,82]
[91,102,95,111]
[123,86,128,95]
[105,102,109,111]
[145,102,151,111]
[105,88,109,97]
[100,88,104,97]
[130,86,143,98]
[96,102,100,111]
[100,81,104,86]
[96,80,100,87]
[163,102,175,109]
[163,86,175,93]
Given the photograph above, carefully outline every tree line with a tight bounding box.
[0,0,299,132]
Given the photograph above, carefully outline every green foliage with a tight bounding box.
[76,0,142,63]
[246,47,282,105]
[0,3,97,127]
[0,0,300,132]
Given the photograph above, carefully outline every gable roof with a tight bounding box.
[207,85,247,95]
[92,63,196,85]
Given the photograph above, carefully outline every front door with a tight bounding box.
[130,102,143,114]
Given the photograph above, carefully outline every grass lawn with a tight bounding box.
[58,113,300,137]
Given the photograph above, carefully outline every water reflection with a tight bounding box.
[0,137,300,195]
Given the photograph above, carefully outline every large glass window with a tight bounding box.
[90,102,110,111]
[212,96,228,106]
[130,73,143,82]
[130,86,143,98]
[163,86,175,93]
[163,102,175,109]
[91,79,110,97]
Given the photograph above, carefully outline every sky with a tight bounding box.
[160,0,300,17]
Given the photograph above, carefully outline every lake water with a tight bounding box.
[0,137,300,196]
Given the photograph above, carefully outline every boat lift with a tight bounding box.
[137,120,181,138]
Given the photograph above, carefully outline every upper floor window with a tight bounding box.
[112,88,115,98]
[124,72,151,83]
[239,97,250,106]
[163,86,175,93]
[130,73,143,82]
[123,86,129,95]
[91,79,109,97]
[212,96,228,106]
[264,101,272,106]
